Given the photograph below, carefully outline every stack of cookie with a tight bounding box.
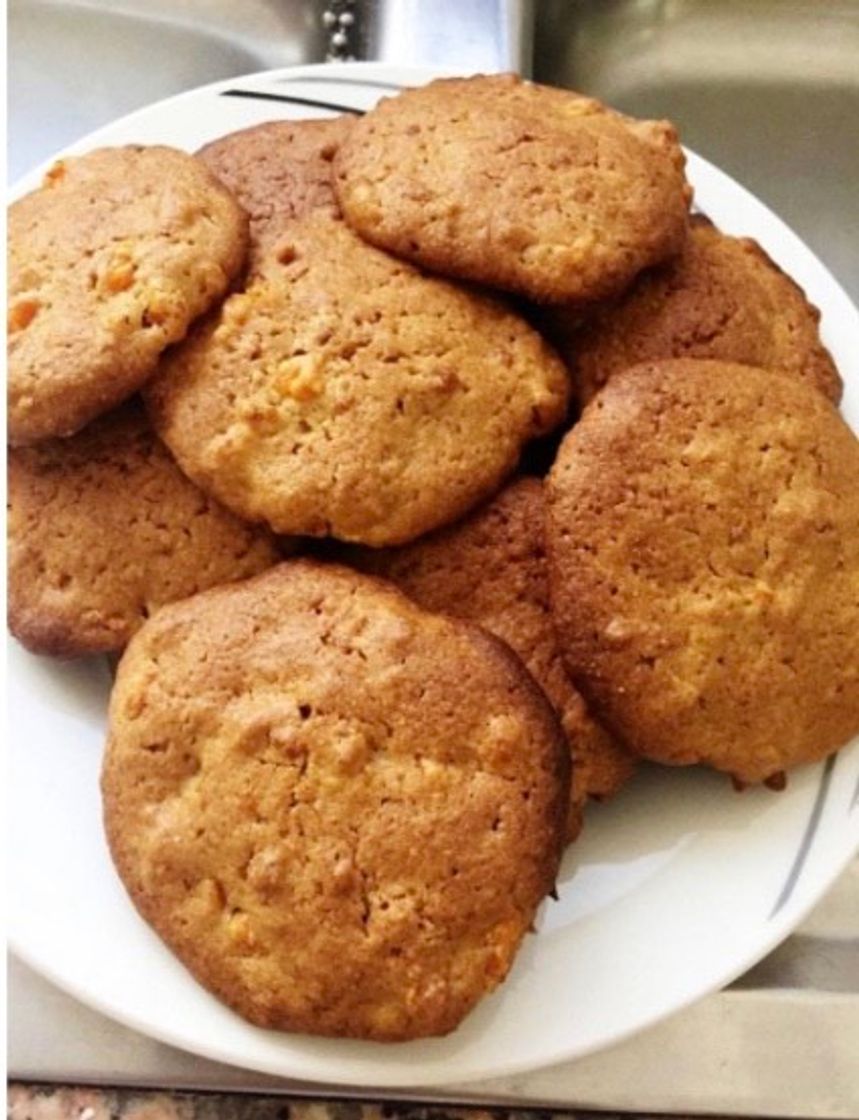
[7,73,859,1042]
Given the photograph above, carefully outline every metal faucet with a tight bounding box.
[320,0,533,73]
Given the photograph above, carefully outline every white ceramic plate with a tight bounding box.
[8,62,859,1089]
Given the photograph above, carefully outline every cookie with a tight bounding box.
[8,145,248,445]
[333,73,691,304]
[8,402,280,657]
[546,359,859,785]
[102,559,568,1040]
[146,213,570,546]
[342,477,635,840]
[555,217,841,403]
[197,117,349,272]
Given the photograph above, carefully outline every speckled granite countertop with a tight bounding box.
[7,1088,670,1120]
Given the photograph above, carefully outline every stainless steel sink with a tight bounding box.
[7,0,325,182]
[532,0,859,301]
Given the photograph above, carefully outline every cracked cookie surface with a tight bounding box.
[342,476,635,840]
[102,559,568,1040]
[8,401,279,657]
[546,359,859,784]
[146,213,570,546]
[334,73,691,304]
[7,145,248,445]
[197,117,350,274]
[554,217,841,404]
[197,116,349,275]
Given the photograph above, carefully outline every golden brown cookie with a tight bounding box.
[342,477,635,840]
[554,217,841,403]
[197,117,349,273]
[146,213,570,547]
[8,402,280,657]
[546,359,859,785]
[8,146,248,445]
[333,73,691,304]
[102,559,568,1041]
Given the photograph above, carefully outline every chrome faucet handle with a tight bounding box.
[322,0,533,74]
[322,0,358,61]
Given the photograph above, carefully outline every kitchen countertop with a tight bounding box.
[1,1085,741,1120]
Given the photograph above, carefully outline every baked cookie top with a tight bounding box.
[344,476,635,840]
[8,402,279,657]
[333,73,691,304]
[559,217,841,403]
[146,213,570,546]
[197,117,349,272]
[102,559,568,1041]
[546,359,859,784]
[8,145,248,445]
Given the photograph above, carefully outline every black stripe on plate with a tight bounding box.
[769,753,837,918]
[277,75,406,91]
[221,89,365,115]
